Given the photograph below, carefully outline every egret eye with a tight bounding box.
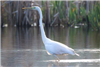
[33,7,35,9]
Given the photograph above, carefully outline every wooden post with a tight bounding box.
[37,1,42,26]
[45,1,50,27]
[86,1,89,14]
[66,1,69,17]
[81,1,83,7]
[91,1,93,12]
[16,1,19,26]
[48,1,50,23]
[30,1,39,26]
[8,1,13,26]
[66,1,69,25]
[18,1,23,26]
[1,0,7,24]
[0,0,2,27]
[75,1,79,17]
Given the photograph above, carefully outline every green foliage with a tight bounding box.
[50,1,66,21]
[42,0,100,30]
[2,1,100,29]
[88,2,100,30]
[80,7,86,17]
[69,1,77,25]
[78,7,86,23]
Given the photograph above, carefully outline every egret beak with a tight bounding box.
[22,7,32,9]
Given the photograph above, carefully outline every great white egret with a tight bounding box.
[22,6,79,61]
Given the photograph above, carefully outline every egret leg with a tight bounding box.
[75,53,80,57]
[53,55,60,62]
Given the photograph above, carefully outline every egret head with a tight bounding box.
[32,6,40,10]
[22,6,40,11]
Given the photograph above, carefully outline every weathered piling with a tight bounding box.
[86,1,89,14]
[20,1,32,27]
[45,1,50,27]
[66,1,69,26]
[0,0,3,27]
[1,1,32,27]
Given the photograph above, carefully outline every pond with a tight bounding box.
[1,26,100,67]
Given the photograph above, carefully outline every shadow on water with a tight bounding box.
[1,27,100,67]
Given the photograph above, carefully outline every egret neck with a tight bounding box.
[37,8,47,43]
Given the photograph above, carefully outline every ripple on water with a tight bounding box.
[42,59,100,63]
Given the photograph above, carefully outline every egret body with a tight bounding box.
[23,6,79,61]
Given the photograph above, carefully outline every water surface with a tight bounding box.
[1,27,100,67]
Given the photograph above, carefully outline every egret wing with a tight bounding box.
[45,39,75,55]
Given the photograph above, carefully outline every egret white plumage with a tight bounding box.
[22,6,79,61]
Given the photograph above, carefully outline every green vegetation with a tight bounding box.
[69,1,77,26]
[88,2,100,30]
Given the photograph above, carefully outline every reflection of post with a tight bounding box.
[0,1,1,26]
[0,14,2,27]
[0,28,2,49]
[66,27,70,48]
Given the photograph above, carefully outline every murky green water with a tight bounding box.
[1,27,100,67]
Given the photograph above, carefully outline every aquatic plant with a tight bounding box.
[88,2,100,30]
[69,1,77,26]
